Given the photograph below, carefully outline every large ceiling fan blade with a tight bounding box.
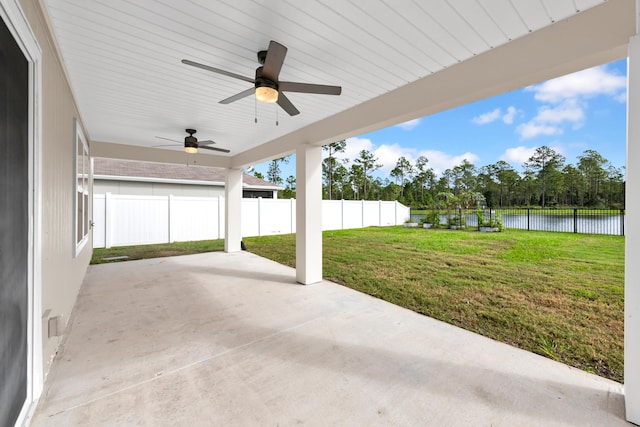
[182,59,255,84]
[155,136,182,143]
[198,139,217,146]
[152,144,180,148]
[199,145,231,153]
[220,88,254,104]
[279,81,342,95]
[276,92,300,116]
[262,40,287,81]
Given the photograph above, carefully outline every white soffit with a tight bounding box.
[42,0,614,164]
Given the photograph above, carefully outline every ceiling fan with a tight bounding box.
[181,40,342,116]
[155,129,230,154]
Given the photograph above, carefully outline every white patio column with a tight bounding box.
[626,33,640,425]
[224,168,242,253]
[296,145,322,285]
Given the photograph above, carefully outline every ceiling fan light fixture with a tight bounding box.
[255,81,278,103]
[184,138,198,154]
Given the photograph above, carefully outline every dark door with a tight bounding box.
[0,15,29,427]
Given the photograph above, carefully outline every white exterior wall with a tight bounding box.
[18,0,92,387]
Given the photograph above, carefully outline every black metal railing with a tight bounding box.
[411,208,625,236]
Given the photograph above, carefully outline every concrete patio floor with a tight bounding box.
[31,251,629,426]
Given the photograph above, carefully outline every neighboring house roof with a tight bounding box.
[93,157,281,190]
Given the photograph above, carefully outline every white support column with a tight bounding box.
[626,34,640,425]
[224,168,242,253]
[296,145,323,285]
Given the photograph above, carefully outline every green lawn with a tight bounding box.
[91,227,624,382]
[411,208,624,215]
[244,227,624,382]
[91,239,224,264]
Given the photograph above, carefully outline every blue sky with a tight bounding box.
[253,58,627,181]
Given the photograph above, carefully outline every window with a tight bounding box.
[74,119,89,255]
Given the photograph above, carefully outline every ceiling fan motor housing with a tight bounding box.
[255,67,278,91]
[184,129,198,149]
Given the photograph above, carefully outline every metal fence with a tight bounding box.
[411,208,625,236]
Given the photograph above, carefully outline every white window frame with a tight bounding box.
[74,119,89,256]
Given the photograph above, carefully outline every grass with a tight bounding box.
[411,208,624,216]
[243,227,624,382]
[91,239,225,264]
[90,227,624,382]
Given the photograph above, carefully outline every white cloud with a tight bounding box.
[472,106,517,126]
[516,123,563,140]
[395,118,421,130]
[502,106,517,124]
[373,144,418,174]
[342,137,479,177]
[517,65,625,141]
[534,101,585,125]
[516,99,585,139]
[528,65,626,104]
[372,144,480,176]
[341,137,375,163]
[416,150,480,176]
[500,146,538,164]
[500,144,565,166]
[342,138,419,175]
[472,108,501,125]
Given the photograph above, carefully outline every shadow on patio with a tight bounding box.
[31,251,629,426]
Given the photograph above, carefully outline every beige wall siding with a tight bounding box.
[181,184,224,197]
[93,180,120,194]
[19,0,92,375]
[118,181,153,196]
[94,179,226,198]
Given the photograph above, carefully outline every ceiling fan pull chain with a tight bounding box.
[255,97,258,124]
[276,104,279,126]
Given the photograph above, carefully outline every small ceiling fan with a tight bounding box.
[155,129,230,154]
[182,40,342,116]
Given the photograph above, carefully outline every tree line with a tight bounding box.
[256,141,625,209]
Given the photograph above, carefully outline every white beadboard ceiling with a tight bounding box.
[41,0,632,167]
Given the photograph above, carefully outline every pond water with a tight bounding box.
[410,212,624,236]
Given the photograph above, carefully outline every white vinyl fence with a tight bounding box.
[93,194,410,248]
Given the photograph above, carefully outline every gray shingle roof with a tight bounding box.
[93,158,279,188]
